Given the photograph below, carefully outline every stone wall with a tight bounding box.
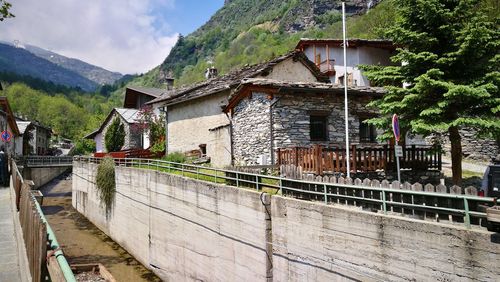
[232,93,272,165]
[73,161,500,281]
[232,91,382,165]
[455,128,498,162]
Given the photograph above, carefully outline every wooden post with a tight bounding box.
[351,144,357,172]
[293,147,299,166]
[383,144,388,171]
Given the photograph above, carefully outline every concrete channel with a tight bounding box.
[39,173,160,282]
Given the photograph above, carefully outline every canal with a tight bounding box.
[40,173,160,282]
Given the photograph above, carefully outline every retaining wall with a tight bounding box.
[72,162,270,281]
[72,161,500,281]
[23,166,70,189]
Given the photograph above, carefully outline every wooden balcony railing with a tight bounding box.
[276,144,442,175]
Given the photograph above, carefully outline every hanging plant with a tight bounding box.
[96,156,116,218]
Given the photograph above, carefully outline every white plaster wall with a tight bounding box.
[94,133,103,153]
[304,45,395,86]
[167,91,231,166]
[265,58,320,82]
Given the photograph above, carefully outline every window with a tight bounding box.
[359,118,377,143]
[310,115,328,141]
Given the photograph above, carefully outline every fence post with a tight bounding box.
[463,197,471,229]
[351,145,357,172]
[383,144,388,170]
[293,147,299,166]
[381,188,387,214]
[314,145,323,176]
[324,184,328,204]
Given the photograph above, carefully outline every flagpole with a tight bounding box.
[342,1,350,177]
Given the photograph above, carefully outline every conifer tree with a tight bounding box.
[362,0,500,185]
[105,117,125,152]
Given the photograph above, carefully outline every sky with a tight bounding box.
[1,0,225,74]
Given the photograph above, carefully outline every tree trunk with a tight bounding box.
[449,126,462,186]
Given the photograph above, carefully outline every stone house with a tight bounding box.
[224,79,385,165]
[85,108,143,153]
[296,38,397,86]
[15,119,52,156]
[147,51,330,167]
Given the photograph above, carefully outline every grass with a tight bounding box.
[133,163,281,193]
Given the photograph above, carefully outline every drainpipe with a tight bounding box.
[32,193,77,282]
[224,112,234,166]
[269,94,283,165]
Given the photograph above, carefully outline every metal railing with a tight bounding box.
[19,156,74,167]
[74,156,497,229]
[11,160,76,282]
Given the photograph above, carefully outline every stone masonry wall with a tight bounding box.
[453,128,498,162]
[232,93,272,165]
[232,92,381,165]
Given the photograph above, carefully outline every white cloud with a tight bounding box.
[1,0,179,74]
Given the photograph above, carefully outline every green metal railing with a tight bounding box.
[74,156,497,229]
[12,160,76,282]
[21,156,74,167]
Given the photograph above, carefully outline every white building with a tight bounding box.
[296,38,396,86]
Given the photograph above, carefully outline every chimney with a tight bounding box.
[164,71,175,90]
[164,77,174,90]
[205,66,218,80]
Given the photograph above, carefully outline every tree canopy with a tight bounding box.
[0,0,13,21]
[362,0,500,184]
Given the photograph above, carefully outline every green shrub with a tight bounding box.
[163,152,186,164]
[96,156,116,218]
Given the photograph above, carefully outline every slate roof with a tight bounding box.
[225,78,386,112]
[126,86,164,98]
[147,50,330,106]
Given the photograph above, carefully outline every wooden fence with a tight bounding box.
[12,161,48,282]
[276,144,441,175]
[94,147,164,159]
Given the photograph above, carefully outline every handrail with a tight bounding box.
[74,156,497,229]
[12,160,76,282]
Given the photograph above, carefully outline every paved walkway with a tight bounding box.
[442,158,488,174]
[0,186,21,282]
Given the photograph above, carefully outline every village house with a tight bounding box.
[85,85,170,153]
[14,119,52,156]
[85,108,144,153]
[224,78,385,165]
[0,96,20,156]
[147,50,331,167]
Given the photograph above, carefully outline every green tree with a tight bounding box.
[362,0,500,185]
[0,0,13,21]
[105,117,125,152]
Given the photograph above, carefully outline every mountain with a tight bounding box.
[24,44,122,86]
[0,42,122,91]
[155,0,387,86]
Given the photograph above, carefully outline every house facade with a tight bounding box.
[225,79,385,165]
[148,51,331,167]
[296,38,396,86]
[0,97,19,156]
[15,120,51,156]
[85,108,143,153]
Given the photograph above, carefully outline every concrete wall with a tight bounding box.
[271,196,500,281]
[23,166,70,189]
[73,163,500,282]
[72,162,270,281]
[167,91,231,166]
